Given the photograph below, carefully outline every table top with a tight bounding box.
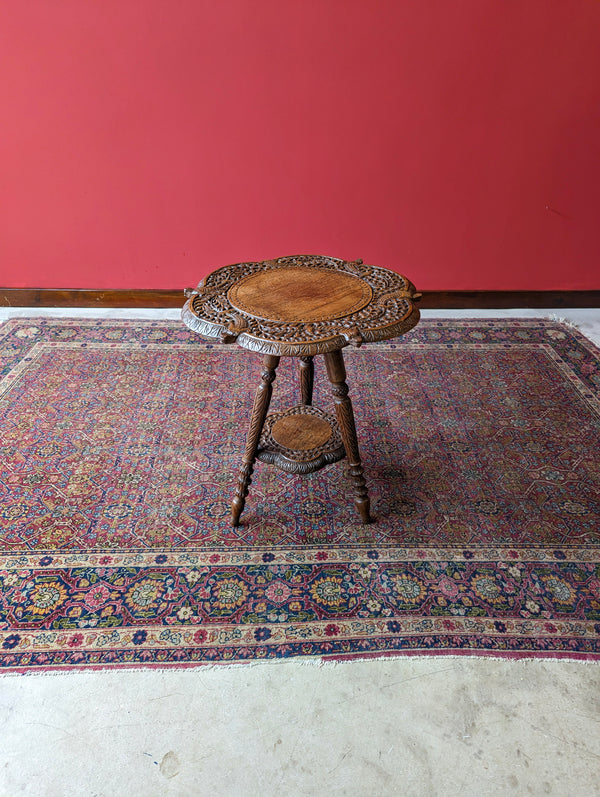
[182,254,421,356]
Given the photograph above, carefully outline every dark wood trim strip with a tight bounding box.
[0,289,184,308]
[1,288,599,309]
[419,291,600,309]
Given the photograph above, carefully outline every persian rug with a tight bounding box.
[1,317,600,672]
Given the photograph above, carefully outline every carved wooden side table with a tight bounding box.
[182,255,421,527]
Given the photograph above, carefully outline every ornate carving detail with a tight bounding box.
[344,326,364,347]
[331,383,349,399]
[259,367,277,385]
[324,349,374,524]
[218,314,248,343]
[231,463,254,527]
[347,464,371,521]
[255,450,344,475]
[232,355,279,526]
[181,255,420,356]
[256,405,345,475]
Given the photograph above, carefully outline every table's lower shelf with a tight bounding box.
[256,404,345,474]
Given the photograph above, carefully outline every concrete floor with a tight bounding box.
[0,308,599,797]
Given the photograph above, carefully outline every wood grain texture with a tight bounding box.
[228,267,372,322]
[271,412,332,450]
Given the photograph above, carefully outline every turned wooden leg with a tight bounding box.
[299,356,314,406]
[324,349,373,524]
[231,354,280,526]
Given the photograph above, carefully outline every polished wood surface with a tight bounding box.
[228,267,372,322]
[271,412,332,450]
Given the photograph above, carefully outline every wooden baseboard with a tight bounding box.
[419,291,600,309]
[0,289,184,308]
[1,288,599,309]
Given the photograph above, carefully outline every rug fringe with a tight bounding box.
[1,652,597,678]
[546,314,581,330]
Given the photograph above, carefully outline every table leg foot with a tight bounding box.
[324,350,375,525]
[232,464,253,526]
[350,465,374,524]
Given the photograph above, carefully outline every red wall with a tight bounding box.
[1,0,600,291]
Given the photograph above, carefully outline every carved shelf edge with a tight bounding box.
[182,301,420,356]
[256,405,346,475]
